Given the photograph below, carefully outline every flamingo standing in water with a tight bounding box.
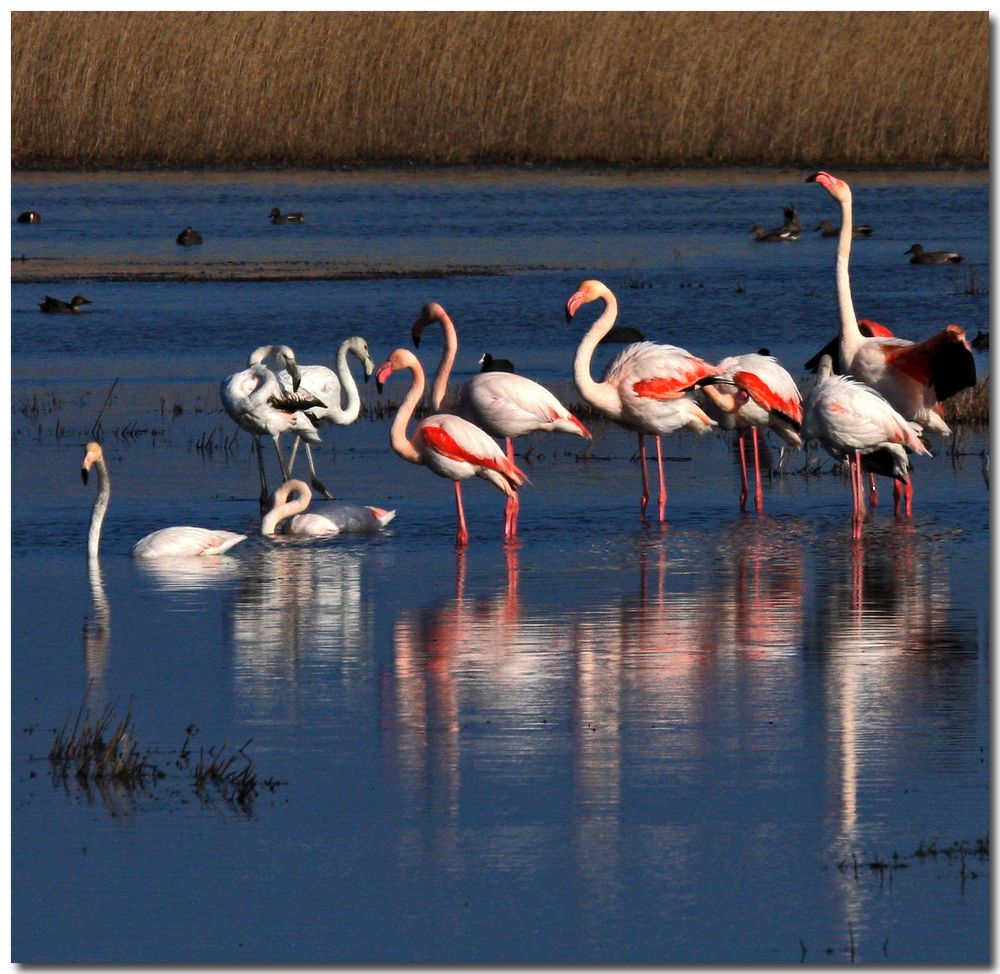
[220,344,324,511]
[82,442,247,558]
[375,348,528,547]
[277,335,377,501]
[564,279,725,522]
[261,479,395,537]
[803,356,931,530]
[700,352,803,512]
[411,302,590,537]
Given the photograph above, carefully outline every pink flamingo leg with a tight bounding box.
[892,479,903,517]
[868,472,878,507]
[638,433,650,520]
[737,432,749,511]
[852,451,867,523]
[453,480,469,547]
[655,435,667,522]
[751,427,764,513]
[504,437,519,538]
[904,478,914,517]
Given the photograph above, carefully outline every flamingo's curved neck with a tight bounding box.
[262,482,312,535]
[391,363,425,465]
[329,341,362,423]
[834,187,864,360]
[429,310,458,411]
[573,290,625,419]
[88,456,110,559]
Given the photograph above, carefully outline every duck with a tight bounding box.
[39,295,91,313]
[269,208,305,224]
[479,352,515,373]
[16,211,41,224]
[749,222,798,242]
[905,244,963,264]
[176,226,203,246]
[971,330,989,350]
[816,219,872,237]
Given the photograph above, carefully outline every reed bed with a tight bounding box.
[12,11,987,169]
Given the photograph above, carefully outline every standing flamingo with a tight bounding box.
[700,352,803,512]
[277,335,376,501]
[375,348,527,547]
[261,479,395,537]
[220,344,324,511]
[564,279,724,522]
[82,442,246,558]
[803,356,931,529]
[411,302,590,537]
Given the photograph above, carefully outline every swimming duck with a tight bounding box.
[816,219,872,237]
[750,223,798,243]
[270,208,305,224]
[176,226,203,246]
[905,244,963,264]
[39,295,92,313]
[17,211,41,224]
[479,352,515,373]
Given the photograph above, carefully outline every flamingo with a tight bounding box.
[802,356,931,527]
[806,170,976,437]
[564,279,725,523]
[700,352,803,512]
[375,348,528,547]
[261,479,395,537]
[277,335,376,501]
[82,441,246,559]
[220,344,324,511]
[411,302,590,537]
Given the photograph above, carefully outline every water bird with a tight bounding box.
[749,223,798,242]
[220,344,326,512]
[412,302,589,539]
[905,244,963,264]
[82,441,246,559]
[599,325,645,344]
[17,210,41,223]
[816,219,872,237]
[565,279,726,523]
[39,294,91,313]
[375,348,528,547]
[806,170,976,442]
[276,335,376,501]
[176,226,203,246]
[479,352,515,373]
[270,208,305,224]
[971,330,989,350]
[261,479,395,537]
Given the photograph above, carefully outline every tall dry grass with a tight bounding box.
[11,11,988,169]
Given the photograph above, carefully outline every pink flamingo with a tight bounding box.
[261,479,395,537]
[375,348,528,547]
[803,355,931,532]
[411,302,590,537]
[564,279,724,522]
[701,352,803,512]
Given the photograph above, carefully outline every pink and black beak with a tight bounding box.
[375,360,393,394]
[565,290,585,322]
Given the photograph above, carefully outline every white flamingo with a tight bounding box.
[261,479,395,537]
[277,335,376,501]
[220,344,323,511]
[375,348,528,547]
[82,441,246,559]
[412,302,590,537]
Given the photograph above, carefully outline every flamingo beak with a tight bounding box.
[565,291,585,322]
[805,172,820,182]
[363,356,374,383]
[375,361,393,394]
[81,465,89,485]
[411,321,424,348]
[286,360,302,392]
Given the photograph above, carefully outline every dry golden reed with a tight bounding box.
[12,11,987,169]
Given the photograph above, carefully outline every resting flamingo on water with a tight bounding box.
[411,302,590,537]
[375,348,528,547]
[82,442,246,559]
[564,279,726,523]
[276,335,376,501]
[803,356,932,527]
[261,479,395,537]
[220,344,324,511]
[700,352,803,512]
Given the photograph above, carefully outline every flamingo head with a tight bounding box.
[82,440,104,483]
[565,279,607,321]
[275,346,302,391]
[348,337,375,382]
[806,170,851,203]
[412,301,447,347]
[375,348,416,393]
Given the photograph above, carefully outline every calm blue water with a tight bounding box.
[11,169,989,963]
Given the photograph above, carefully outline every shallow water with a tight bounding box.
[11,168,989,963]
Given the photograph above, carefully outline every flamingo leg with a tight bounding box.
[638,433,650,520]
[287,436,300,475]
[904,478,914,517]
[303,443,335,500]
[504,437,519,538]
[737,432,749,511]
[453,480,469,547]
[254,436,270,512]
[868,471,878,507]
[271,433,291,481]
[655,435,667,522]
[893,479,903,517]
[851,451,866,523]
[751,427,764,512]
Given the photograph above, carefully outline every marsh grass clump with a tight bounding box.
[49,701,160,784]
[943,376,989,423]
[193,739,276,811]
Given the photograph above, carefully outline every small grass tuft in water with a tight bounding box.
[943,376,989,423]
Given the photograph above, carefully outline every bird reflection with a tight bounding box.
[84,558,111,699]
[133,554,243,592]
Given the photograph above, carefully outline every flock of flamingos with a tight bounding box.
[82,171,978,557]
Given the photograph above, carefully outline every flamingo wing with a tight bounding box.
[460,373,589,438]
[419,415,527,485]
[882,325,976,401]
[132,527,247,558]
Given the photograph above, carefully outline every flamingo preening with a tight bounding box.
[375,348,528,547]
[261,479,395,537]
[277,335,376,501]
[564,279,725,523]
[82,442,246,558]
[412,302,590,537]
[220,344,324,511]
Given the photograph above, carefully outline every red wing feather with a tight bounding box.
[632,362,719,401]
[421,424,526,484]
[732,370,803,423]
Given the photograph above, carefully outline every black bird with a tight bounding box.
[971,330,989,351]
[270,208,305,224]
[905,244,963,265]
[39,295,91,313]
[816,219,872,237]
[599,325,645,345]
[17,211,41,224]
[479,352,515,373]
[176,226,203,246]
